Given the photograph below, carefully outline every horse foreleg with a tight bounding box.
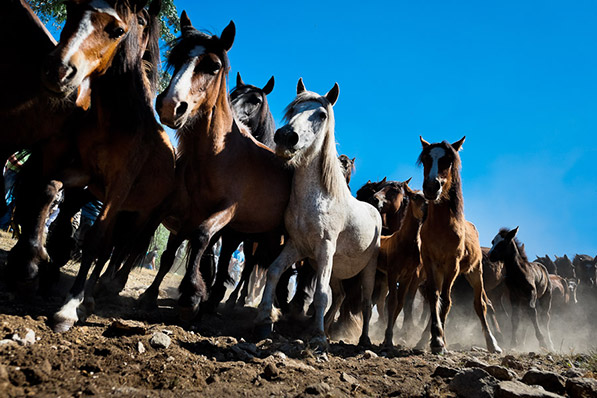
[139,233,184,309]
[538,290,554,351]
[466,267,502,353]
[358,255,377,347]
[255,241,301,337]
[205,232,241,311]
[178,209,235,320]
[323,277,345,336]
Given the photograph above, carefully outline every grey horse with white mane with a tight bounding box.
[255,79,382,348]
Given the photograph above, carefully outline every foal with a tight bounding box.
[489,227,554,350]
[256,79,381,347]
[416,137,501,354]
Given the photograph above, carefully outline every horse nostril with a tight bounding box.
[65,65,77,81]
[288,131,299,146]
[175,102,188,118]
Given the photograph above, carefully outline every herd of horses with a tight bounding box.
[1,0,596,354]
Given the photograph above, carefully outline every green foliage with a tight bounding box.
[150,224,170,269]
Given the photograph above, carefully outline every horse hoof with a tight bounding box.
[382,339,394,349]
[138,293,158,310]
[431,345,446,355]
[53,318,75,333]
[254,323,273,340]
[309,335,329,352]
[358,336,372,348]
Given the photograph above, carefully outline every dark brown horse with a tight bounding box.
[379,183,426,347]
[154,13,292,319]
[0,0,74,215]
[489,227,553,350]
[9,0,175,332]
[416,136,501,354]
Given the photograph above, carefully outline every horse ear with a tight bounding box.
[219,20,235,52]
[351,157,356,163]
[404,177,413,186]
[262,76,275,95]
[297,78,306,94]
[236,72,244,87]
[325,83,340,106]
[452,136,466,151]
[564,254,569,260]
[420,136,430,148]
[506,226,519,241]
[180,10,193,33]
[381,177,387,184]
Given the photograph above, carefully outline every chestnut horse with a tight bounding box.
[155,13,291,319]
[416,136,501,354]
[8,0,175,332]
[0,0,74,215]
[489,227,554,350]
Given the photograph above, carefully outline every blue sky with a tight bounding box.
[48,1,597,258]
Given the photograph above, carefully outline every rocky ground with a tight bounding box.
[0,231,596,397]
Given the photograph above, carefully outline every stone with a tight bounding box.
[236,342,259,356]
[104,320,146,337]
[137,341,146,354]
[566,377,597,398]
[465,358,490,369]
[561,369,583,378]
[206,374,219,384]
[502,355,525,370]
[363,350,378,359]
[12,329,36,346]
[40,359,52,374]
[263,363,279,380]
[304,382,331,395]
[449,368,498,398]
[521,370,566,394]
[432,365,459,379]
[0,364,8,380]
[496,380,564,398]
[231,345,254,361]
[149,332,171,349]
[340,372,358,385]
[486,365,518,381]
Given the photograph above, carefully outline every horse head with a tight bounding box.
[337,154,355,185]
[274,78,339,164]
[372,178,411,215]
[404,181,427,221]
[156,12,235,129]
[42,0,160,109]
[230,73,275,143]
[488,226,519,263]
[417,136,465,202]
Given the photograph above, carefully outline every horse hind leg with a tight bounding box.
[383,274,412,348]
[465,268,502,353]
[204,233,241,312]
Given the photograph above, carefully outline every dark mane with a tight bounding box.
[142,0,162,93]
[499,227,529,262]
[165,28,230,72]
[416,140,463,217]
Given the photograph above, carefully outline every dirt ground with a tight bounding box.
[0,231,595,397]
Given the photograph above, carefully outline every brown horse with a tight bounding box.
[0,0,74,215]
[155,12,291,319]
[8,0,175,332]
[379,182,426,347]
[489,227,553,350]
[416,136,501,354]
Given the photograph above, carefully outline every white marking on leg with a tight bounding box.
[55,294,83,324]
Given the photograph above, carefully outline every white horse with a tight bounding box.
[255,79,382,347]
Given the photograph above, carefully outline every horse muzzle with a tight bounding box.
[274,125,299,158]
[156,93,189,129]
[41,56,79,97]
[422,178,442,201]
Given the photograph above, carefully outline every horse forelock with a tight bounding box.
[166,29,230,73]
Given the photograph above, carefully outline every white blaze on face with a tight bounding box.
[62,0,122,69]
[164,46,206,102]
[428,147,445,181]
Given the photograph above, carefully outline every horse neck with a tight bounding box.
[426,169,464,224]
[291,133,347,203]
[91,62,154,130]
[398,203,422,245]
[503,244,527,274]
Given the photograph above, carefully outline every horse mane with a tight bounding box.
[499,227,529,262]
[416,140,464,217]
[283,91,343,197]
[142,0,161,93]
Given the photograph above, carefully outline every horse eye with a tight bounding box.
[137,16,146,26]
[319,112,327,121]
[108,25,125,39]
